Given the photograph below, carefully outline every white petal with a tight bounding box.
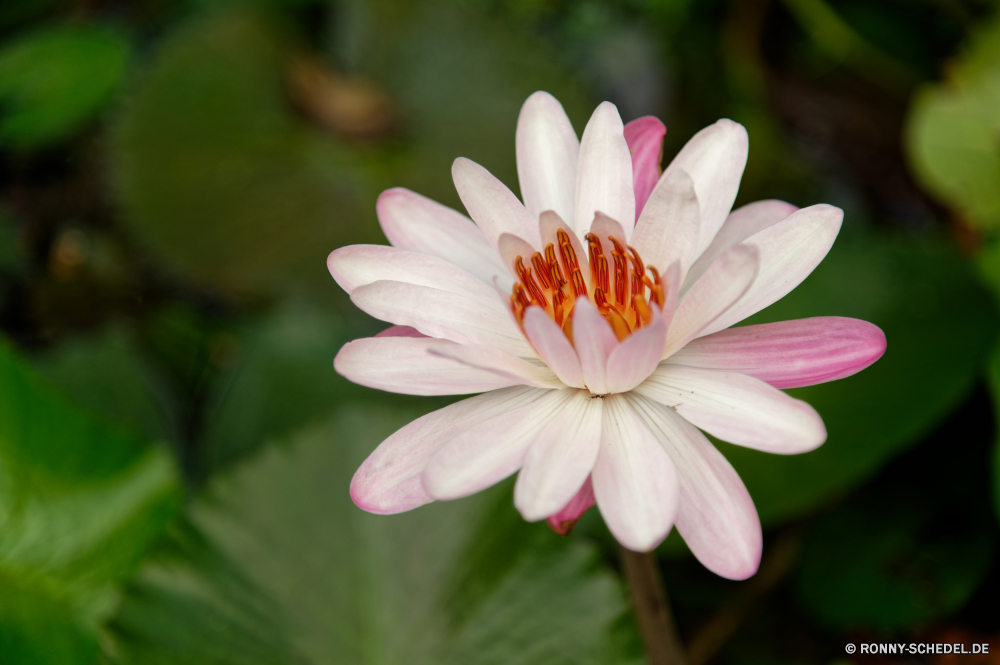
[522,306,585,388]
[497,232,540,280]
[453,157,541,249]
[428,343,565,389]
[630,168,701,279]
[516,91,580,224]
[588,211,629,251]
[572,299,619,395]
[574,102,635,238]
[539,210,590,283]
[605,309,667,393]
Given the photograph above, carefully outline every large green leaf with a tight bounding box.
[109,404,641,665]
[0,338,180,665]
[721,232,998,526]
[0,23,131,147]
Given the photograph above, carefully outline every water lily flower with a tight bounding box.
[328,91,885,579]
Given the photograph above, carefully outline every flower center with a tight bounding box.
[509,229,665,343]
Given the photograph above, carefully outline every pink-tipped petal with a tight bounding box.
[699,204,843,336]
[335,337,520,395]
[376,187,511,290]
[375,325,427,338]
[497,233,540,280]
[592,394,679,551]
[453,157,541,249]
[631,168,701,280]
[428,343,565,390]
[516,91,580,224]
[636,366,827,454]
[514,390,603,521]
[662,245,759,358]
[606,309,667,393]
[351,387,543,514]
[664,119,748,257]
[573,299,619,395]
[667,317,886,389]
[351,280,533,357]
[575,102,636,238]
[539,210,590,282]
[422,389,572,500]
[624,116,667,219]
[523,306,585,388]
[626,394,762,580]
[546,476,596,535]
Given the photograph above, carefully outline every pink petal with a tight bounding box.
[667,317,886,389]
[453,157,541,250]
[573,299,619,395]
[699,204,843,336]
[626,394,762,580]
[663,119,748,257]
[589,211,629,249]
[375,325,427,338]
[624,116,667,219]
[605,308,667,393]
[522,306,585,388]
[351,280,533,357]
[636,366,827,454]
[546,476,596,535]
[335,337,520,395]
[539,210,590,282]
[497,232,539,279]
[516,91,580,224]
[514,390,603,521]
[351,386,543,514]
[662,245,759,359]
[630,168,701,280]
[422,388,572,500]
[592,394,679,551]
[574,102,635,238]
[376,187,511,290]
[428,343,565,389]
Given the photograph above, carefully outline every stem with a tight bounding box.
[619,545,690,665]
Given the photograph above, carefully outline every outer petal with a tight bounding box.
[422,389,572,500]
[605,309,667,393]
[626,394,762,580]
[574,102,635,238]
[351,387,543,513]
[624,116,667,219]
[698,204,843,337]
[335,337,520,395]
[428,343,565,389]
[546,476,596,535]
[573,299,619,395]
[453,157,541,249]
[663,119,748,257]
[592,394,679,551]
[522,306,585,388]
[376,187,511,290]
[351,280,534,357]
[666,317,887,389]
[630,168,700,280]
[516,91,580,224]
[514,390,603,521]
[662,245,759,359]
[635,365,827,454]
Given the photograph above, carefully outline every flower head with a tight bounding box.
[328,91,885,579]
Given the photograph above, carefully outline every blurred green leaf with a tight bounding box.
[0,23,131,147]
[109,403,641,665]
[986,338,1000,524]
[0,337,181,665]
[906,16,1000,231]
[722,232,998,526]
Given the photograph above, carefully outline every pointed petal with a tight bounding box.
[606,309,667,393]
[663,119,748,257]
[573,298,619,395]
[453,157,541,250]
[667,317,886,389]
[662,245,759,358]
[351,387,542,513]
[516,91,580,224]
[376,187,511,290]
[626,394,762,580]
[375,325,427,338]
[546,476,596,535]
[497,232,539,279]
[575,102,635,237]
[630,168,701,279]
[522,306,585,388]
[624,116,667,219]
[698,204,844,336]
[589,211,629,251]
[422,389,572,500]
[428,343,565,389]
[539,210,590,282]
[515,390,603,521]
[636,365,827,453]
[335,337,520,395]
[592,394,678,551]
[351,280,533,357]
